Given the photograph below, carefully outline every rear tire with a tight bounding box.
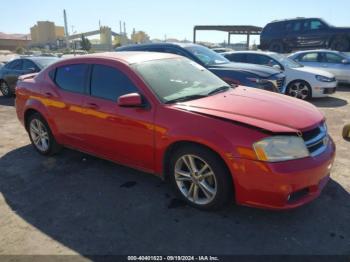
[331,37,350,52]
[27,113,62,156]
[286,80,312,100]
[0,81,13,97]
[169,145,233,210]
[268,41,285,53]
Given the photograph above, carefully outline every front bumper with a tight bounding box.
[258,74,285,93]
[312,82,337,97]
[229,138,336,210]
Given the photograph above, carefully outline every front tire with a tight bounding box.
[169,145,233,210]
[331,37,350,52]
[27,113,62,156]
[286,80,312,100]
[0,81,13,97]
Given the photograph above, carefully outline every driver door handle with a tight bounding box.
[44,92,53,98]
[86,103,99,110]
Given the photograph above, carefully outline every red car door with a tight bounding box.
[42,63,90,148]
[81,62,155,172]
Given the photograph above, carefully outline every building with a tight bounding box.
[68,26,119,51]
[30,21,65,48]
[0,32,31,51]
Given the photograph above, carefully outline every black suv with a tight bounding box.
[260,18,350,53]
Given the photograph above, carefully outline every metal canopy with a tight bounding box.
[193,25,263,49]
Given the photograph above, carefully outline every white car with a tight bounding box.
[288,50,350,84]
[222,51,337,100]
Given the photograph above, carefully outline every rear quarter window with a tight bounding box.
[263,23,284,34]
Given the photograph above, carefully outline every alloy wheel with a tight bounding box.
[288,82,309,100]
[174,154,217,205]
[29,119,50,152]
[0,82,9,96]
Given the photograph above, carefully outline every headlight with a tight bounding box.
[316,75,334,82]
[253,136,309,162]
[321,121,328,133]
[247,77,270,84]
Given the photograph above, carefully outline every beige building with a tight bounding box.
[30,21,65,46]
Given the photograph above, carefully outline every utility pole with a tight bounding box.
[119,21,123,45]
[63,9,69,48]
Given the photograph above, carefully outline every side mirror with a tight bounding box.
[272,64,282,71]
[118,93,144,107]
[342,59,350,64]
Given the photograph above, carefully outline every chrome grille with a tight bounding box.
[302,123,328,157]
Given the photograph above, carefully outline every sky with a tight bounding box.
[2,0,350,44]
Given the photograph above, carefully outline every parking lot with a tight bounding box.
[0,87,349,256]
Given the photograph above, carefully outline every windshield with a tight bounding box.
[132,58,229,103]
[270,53,303,68]
[33,58,59,69]
[339,52,350,58]
[184,45,230,66]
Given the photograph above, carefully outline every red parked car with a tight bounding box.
[15,52,335,210]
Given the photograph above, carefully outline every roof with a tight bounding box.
[62,51,179,65]
[23,56,60,62]
[222,50,278,56]
[117,42,196,50]
[268,17,323,24]
[193,25,262,35]
[290,49,341,54]
[0,32,31,41]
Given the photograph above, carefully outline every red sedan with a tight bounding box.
[15,52,335,210]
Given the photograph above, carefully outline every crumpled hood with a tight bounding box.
[209,62,281,78]
[174,87,324,133]
[294,66,335,78]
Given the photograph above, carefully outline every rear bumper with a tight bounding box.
[229,138,336,210]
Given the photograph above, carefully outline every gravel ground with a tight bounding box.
[0,87,349,256]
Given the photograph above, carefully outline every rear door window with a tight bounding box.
[22,60,39,71]
[55,64,89,93]
[246,54,276,66]
[286,21,302,32]
[90,64,138,101]
[226,53,246,63]
[293,22,302,32]
[299,53,320,62]
[6,59,23,70]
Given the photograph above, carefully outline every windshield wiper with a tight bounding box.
[207,85,230,96]
[165,94,208,104]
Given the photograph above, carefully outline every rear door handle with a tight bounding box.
[86,103,99,110]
